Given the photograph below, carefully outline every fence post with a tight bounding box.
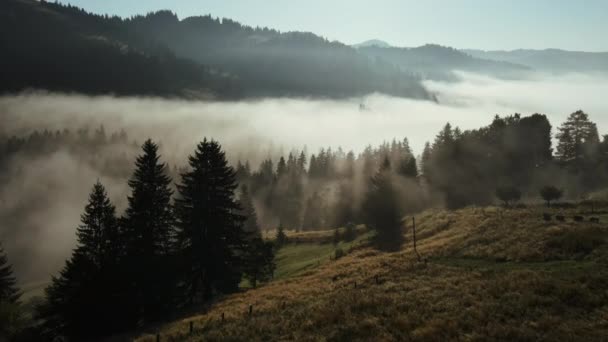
[221,312,225,322]
[249,304,253,316]
[189,321,193,334]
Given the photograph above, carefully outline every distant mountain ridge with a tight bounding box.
[463,49,608,73]
[2,0,606,100]
[353,39,392,48]
[0,0,431,100]
[357,44,531,80]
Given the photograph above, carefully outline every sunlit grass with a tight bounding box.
[134,205,608,341]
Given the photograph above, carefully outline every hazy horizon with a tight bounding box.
[64,0,608,52]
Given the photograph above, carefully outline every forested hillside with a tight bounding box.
[357,44,530,80]
[0,0,242,99]
[464,49,608,74]
[0,0,432,100]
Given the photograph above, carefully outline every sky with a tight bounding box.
[63,0,608,51]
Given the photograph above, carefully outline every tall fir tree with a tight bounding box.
[38,181,125,339]
[174,139,245,303]
[556,110,600,164]
[363,157,404,251]
[0,242,22,339]
[0,243,20,304]
[121,139,175,323]
[240,186,275,288]
[240,185,260,234]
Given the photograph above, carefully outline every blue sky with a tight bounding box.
[64,0,608,51]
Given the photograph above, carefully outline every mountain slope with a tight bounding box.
[464,49,608,73]
[358,44,531,80]
[122,12,431,99]
[353,39,392,48]
[134,206,608,341]
[0,1,432,100]
[0,0,240,99]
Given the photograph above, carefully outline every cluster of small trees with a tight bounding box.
[236,138,420,231]
[423,111,608,208]
[34,139,275,340]
[495,185,564,207]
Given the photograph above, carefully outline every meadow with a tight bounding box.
[133,205,608,341]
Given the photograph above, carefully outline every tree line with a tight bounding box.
[1,0,430,100]
[5,139,275,340]
[2,109,608,339]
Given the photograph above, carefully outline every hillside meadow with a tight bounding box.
[132,205,608,341]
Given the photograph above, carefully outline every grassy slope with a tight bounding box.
[135,206,608,341]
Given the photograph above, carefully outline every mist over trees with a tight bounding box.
[27,139,277,340]
[3,108,608,339]
[0,0,431,100]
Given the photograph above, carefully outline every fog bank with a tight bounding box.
[1,71,607,286]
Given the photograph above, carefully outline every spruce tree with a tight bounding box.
[363,157,404,251]
[0,243,20,304]
[122,139,175,323]
[174,139,245,303]
[239,185,276,288]
[39,181,125,339]
[332,227,340,246]
[275,224,288,247]
[556,110,600,164]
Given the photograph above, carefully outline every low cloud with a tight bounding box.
[1,71,607,286]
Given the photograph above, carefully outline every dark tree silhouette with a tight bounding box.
[556,110,600,164]
[540,186,563,207]
[240,186,276,288]
[275,224,288,247]
[496,186,522,207]
[363,157,404,251]
[38,181,125,340]
[242,237,275,288]
[0,242,23,338]
[174,139,245,303]
[0,243,20,304]
[343,222,357,242]
[333,227,341,246]
[121,139,176,323]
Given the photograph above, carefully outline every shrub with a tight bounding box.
[496,186,521,207]
[334,248,345,260]
[343,223,356,242]
[540,186,563,207]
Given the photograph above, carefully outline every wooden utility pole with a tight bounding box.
[412,217,421,262]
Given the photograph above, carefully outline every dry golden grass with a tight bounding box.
[133,206,608,341]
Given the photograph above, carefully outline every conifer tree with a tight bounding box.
[39,181,125,339]
[556,110,600,166]
[174,139,245,303]
[0,243,20,304]
[363,157,404,251]
[275,223,288,247]
[239,185,275,287]
[297,151,307,175]
[240,185,260,234]
[121,139,175,323]
[333,227,340,246]
[398,156,418,178]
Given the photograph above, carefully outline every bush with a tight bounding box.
[496,186,521,207]
[540,186,563,207]
[334,248,345,260]
[343,223,356,242]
